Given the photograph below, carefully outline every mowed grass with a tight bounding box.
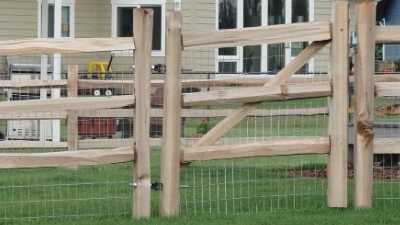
[20,208,400,225]
[1,97,400,224]
[1,151,400,225]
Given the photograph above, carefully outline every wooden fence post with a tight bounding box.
[67,65,78,151]
[160,10,183,216]
[354,0,376,208]
[133,8,153,218]
[327,0,349,208]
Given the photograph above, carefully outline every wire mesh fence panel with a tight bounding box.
[180,156,327,216]
[373,96,400,209]
[179,73,330,215]
[0,163,133,224]
[179,0,330,213]
[0,51,138,223]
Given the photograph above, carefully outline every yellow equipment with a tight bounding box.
[87,60,111,80]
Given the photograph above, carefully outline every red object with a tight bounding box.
[78,118,117,138]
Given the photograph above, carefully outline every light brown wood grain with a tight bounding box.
[0,140,67,149]
[376,26,400,44]
[374,138,400,154]
[183,137,330,161]
[0,147,134,169]
[327,0,349,208]
[0,107,329,119]
[0,95,134,113]
[132,8,153,218]
[160,11,183,217]
[354,0,376,208]
[0,79,67,88]
[183,82,332,106]
[375,82,400,97]
[184,21,331,49]
[67,65,79,151]
[0,37,134,56]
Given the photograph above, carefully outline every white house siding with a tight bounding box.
[62,0,113,72]
[181,0,215,73]
[314,0,331,74]
[0,0,38,72]
[0,0,334,74]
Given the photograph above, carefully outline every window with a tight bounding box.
[268,0,285,25]
[219,0,237,29]
[267,0,285,73]
[43,0,75,38]
[243,0,261,72]
[243,0,261,28]
[217,0,239,73]
[219,62,237,73]
[112,0,165,55]
[243,45,261,73]
[268,43,285,73]
[216,0,314,75]
[218,0,237,58]
[292,0,309,23]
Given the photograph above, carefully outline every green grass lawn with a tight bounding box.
[1,97,400,224]
[1,150,400,225]
[20,208,400,225]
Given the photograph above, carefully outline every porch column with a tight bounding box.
[52,0,62,142]
[39,0,50,142]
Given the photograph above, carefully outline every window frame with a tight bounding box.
[215,0,315,75]
[111,0,166,57]
[37,0,75,38]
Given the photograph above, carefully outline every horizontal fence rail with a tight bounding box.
[182,137,331,161]
[183,82,332,106]
[375,26,400,43]
[0,147,134,169]
[183,21,331,49]
[0,37,135,55]
[375,82,400,97]
[22,107,324,119]
[0,75,399,89]
[0,95,135,113]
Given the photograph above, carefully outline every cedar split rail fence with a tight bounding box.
[0,0,399,220]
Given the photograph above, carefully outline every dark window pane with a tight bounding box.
[218,47,237,56]
[243,45,261,73]
[151,6,162,51]
[219,0,237,29]
[244,0,261,28]
[218,62,237,73]
[117,6,162,51]
[118,7,133,37]
[291,42,308,57]
[62,6,70,37]
[292,0,309,23]
[268,43,285,73]
[48,5,54,38]
[268,0,285,25]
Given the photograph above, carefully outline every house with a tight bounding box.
[0,0,333,76]
[377,0,400,64]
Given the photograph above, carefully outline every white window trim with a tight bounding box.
[216,0,315,75]
[111,0,166,57]
[37,0,76,38]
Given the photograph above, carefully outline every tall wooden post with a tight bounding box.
[354,0,376,208]
[67,65,78,151]
[133,8,153,218]
[160,10,183,216]
[327,0,349,208]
